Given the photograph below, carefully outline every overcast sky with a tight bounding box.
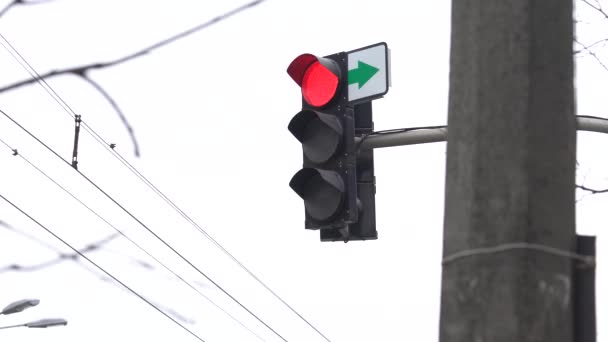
[0,0,607,341]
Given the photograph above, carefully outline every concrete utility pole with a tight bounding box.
[440,1,576,342]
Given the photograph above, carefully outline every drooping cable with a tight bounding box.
[0,25,330,341]
[95,143,333,342]
[0,108,287,341]
[0,192,207,342]
[0,32,77,121]
[0,135,266,342]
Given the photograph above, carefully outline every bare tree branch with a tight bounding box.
[585,37,608,50]
[574,38,608,72]
[1,221,147,273]
[1,218,210,283]
[576,184,608,194]
[574,37,608,54]
[162,306,196,325]
[79,75,140,156]
[105,0,267,67]
[0,229,120,273]
[0,221,196,324]
[0,0,54,19]
[0,0,266,93]
[581,0,608,19]
[1,221,157,274]
[19,0,55,3]
[0,0,18,18]
[0,0,266,156]
[1,218,72,251]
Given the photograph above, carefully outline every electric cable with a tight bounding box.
[0,32,76,121]
[105,145,332,342]
[0,134,266,342]
[0,28,330,341]
[0,192,207,342]
[0,108,288,341]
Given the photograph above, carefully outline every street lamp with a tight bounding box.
[0,299,67,331]
[0,318,67,330]
[1,299,40,315]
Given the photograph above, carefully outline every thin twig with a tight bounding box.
[0,0,267,93]
[0,0,54,19]
[107,0,266,67]
[80,75,140,157]
[576,184,608,194]
[2,220,157,275]
[2,220,146,273]
[1,219,57,250]
[0,232,120,273]
[581,0,608,19]
[0,222,197,324]
[586,37,608,50]
[0,0,18,18]
[18,0,56,4]
[2,216,211,283]
[574,38,608,72]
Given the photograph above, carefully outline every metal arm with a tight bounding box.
[357,116,608,150]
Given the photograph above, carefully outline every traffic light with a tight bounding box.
[287,50,377,242]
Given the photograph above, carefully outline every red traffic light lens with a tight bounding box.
[301,61,339,107]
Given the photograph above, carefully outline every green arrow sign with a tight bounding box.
[348,61,379,89]
[347,42,389,102]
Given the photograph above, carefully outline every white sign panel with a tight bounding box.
[347,42,390,103]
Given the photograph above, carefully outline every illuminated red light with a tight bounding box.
[287,54,340,108]
[301,61,339,107]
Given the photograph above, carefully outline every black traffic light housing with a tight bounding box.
[320,102,377,242]
[288,50,377,242]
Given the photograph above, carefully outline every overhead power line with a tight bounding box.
[0,192,207,342]
[0,107,287,341]
[0,134,266,341]
[106,147,332,342]
[0,15,331,341]
[0,217,198,327]
[2,5,289,326]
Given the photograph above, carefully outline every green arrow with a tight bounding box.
[348,61,379,89]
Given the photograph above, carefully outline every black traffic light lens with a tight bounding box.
[289,168,345,224]
[288,110,342,164]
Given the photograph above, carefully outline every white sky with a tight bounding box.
[0,0,606,341]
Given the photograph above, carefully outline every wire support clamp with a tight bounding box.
[71,114,82,169]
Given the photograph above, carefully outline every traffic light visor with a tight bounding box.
[287,54,341,107]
